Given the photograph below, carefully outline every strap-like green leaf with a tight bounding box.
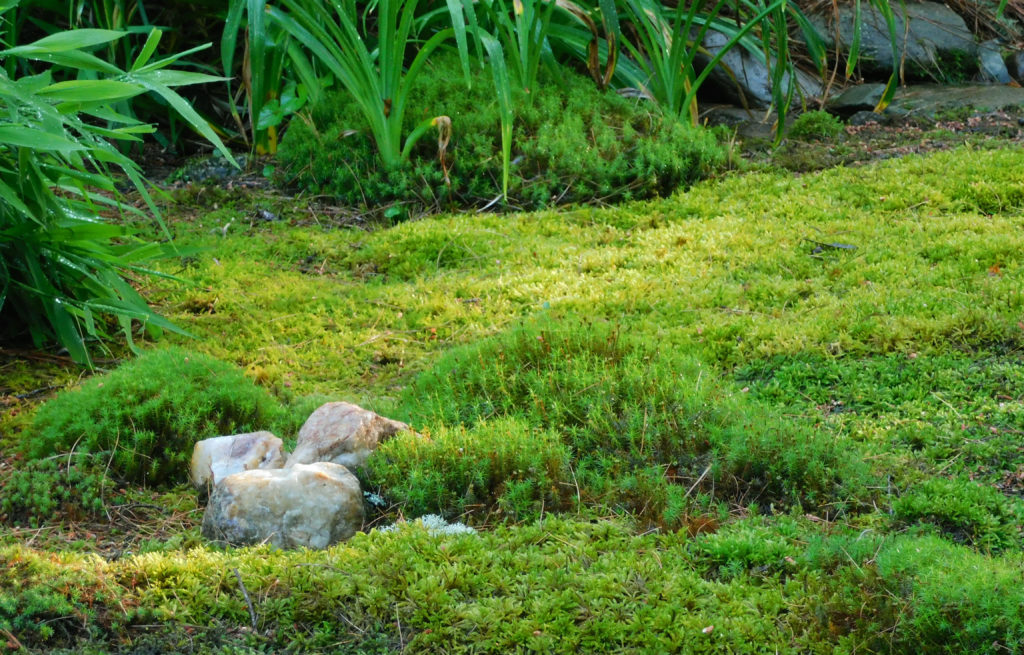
[481,32,513,202]
[847,0,862,79]
[10,49,123,74]
[1,29,125,55]
[0,125,87,152]
[130,28,163,71]
[37,79,146,103]
[132,79,235,164]
[132,69,228,88]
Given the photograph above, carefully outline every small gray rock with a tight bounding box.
[201,462,364,549]
[978,40,1012,84]
[1010,50,1024,84]
[830,83,887,115]
[848,110,882,126]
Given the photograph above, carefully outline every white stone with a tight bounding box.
[201,462,364,549]
[190,431,285,491]
[286,401,410,470]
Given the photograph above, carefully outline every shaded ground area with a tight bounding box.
[142,83,1024,195]
[707,83,1024,172]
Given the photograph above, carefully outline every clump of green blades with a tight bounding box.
[0,14,233,365]
[232,0,904,206]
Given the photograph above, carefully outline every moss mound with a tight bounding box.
[276,57,726,211]
[390,315,871,520]
[25,348,287,486]
[893,477,1023,550]
[368,416,570,521]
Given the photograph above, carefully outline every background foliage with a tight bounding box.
[0,7,231,364]
[278,55,726,210]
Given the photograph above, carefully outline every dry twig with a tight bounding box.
[233,568,258,629]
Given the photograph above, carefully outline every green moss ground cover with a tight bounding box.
[2,145,1024,653]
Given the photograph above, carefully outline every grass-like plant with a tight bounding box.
[547,0,620,91]
[477,0,558,95]
[222,0,315,154]
[277,56,725,210]
[0,7,234,364]
[615,0,793,126]
[267,0,455,170]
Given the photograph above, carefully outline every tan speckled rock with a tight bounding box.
[201,462,364,549]
[286,401,410,470]
[190,431,285,491]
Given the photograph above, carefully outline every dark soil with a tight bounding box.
[703,85,1024,174]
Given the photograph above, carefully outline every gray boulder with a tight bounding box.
[201,462,364,549]
[1006,50,1024,84]
[190,431,285,492]
[286,401,410,470]
[978,40,1012,84]
[829,82,887,115]
[697,29,825,108]
[809,2,977,81]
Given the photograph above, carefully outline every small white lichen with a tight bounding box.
[376,514,477,537]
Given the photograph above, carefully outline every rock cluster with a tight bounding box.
[808,2,978,81]
[190,431,285,492]
[699,1,1024,112]
[286,401,410,470]
[193,402,412,550]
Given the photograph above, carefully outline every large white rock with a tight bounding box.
[190,431,285,491]
[286,401,410,470]
[201,462,364,549]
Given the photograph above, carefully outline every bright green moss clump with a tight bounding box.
[394,316,871,518]
[277,56,725,211]
[787,109,844,140]
[26,348,288,485]
[0,455,108,526]
[893,477,1023,551]
[5,518,1024,654]
[368,416,569,521]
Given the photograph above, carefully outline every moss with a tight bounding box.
[5,519,1024,653]
[393,315,870,515]
[276,55,726,211]
[735,352,1024,489]
[117,147,1024,408]
[6,145,1024,652]
[892,477,1023,550]
[787,110,844,141]
[367,416,570,521]
[25,348,289,486]
[903,48,976,84]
